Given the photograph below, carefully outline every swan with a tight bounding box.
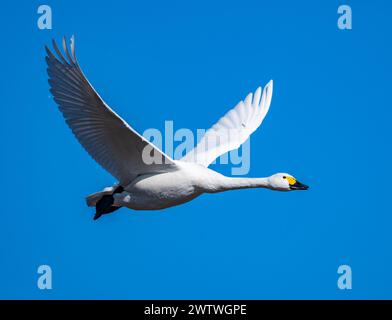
[45,36,309,220]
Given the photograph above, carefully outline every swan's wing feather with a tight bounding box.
[181,81,273,167]
[46,36,176,184]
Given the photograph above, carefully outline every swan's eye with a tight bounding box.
[283,176,286,179]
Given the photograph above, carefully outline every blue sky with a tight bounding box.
[0,0,391,299]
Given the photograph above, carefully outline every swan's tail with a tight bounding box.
[85,185,124,220]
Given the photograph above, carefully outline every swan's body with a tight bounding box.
[112,162,216,210]
[88,162,273,211]
[45,37,308,220]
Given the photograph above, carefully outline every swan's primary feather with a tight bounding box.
[181,81,273,167]
[46,36,177,185]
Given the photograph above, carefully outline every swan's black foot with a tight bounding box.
[94,186,124,220]
[94,199,120,220]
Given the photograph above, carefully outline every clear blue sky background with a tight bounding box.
[0,0,391,299]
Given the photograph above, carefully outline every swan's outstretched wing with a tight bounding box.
[46,36,177,185]
[181,81,273,167]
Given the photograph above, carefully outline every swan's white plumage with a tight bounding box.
[46,37,307,215]
[46,36,177,185]
[181,81,273,167]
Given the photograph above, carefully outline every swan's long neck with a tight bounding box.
[207,176,271,193]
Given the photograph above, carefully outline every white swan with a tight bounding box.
[46,37,308,220]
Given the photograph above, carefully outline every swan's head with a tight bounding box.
[268,173,309,191]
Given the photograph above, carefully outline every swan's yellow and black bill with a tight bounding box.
[289,181,309,190]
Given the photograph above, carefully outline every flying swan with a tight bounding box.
[45,36,309,220]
